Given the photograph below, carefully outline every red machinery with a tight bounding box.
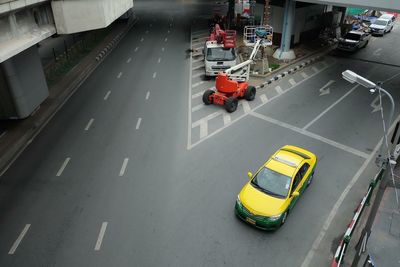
[202,39,262,113]
[208,24,236,49]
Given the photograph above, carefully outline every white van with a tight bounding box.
[369,16,395,36]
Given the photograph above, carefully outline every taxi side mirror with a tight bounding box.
[247,172,253,179]
[292,191,300,197]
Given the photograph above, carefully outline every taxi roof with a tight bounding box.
[265,149,304,177]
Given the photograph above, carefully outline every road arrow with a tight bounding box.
[370,95,381,113]
[319,80,335,96]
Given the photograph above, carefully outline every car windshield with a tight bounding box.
[251,167,292,198]
[374,19,388,26]
[206,47,236,61]
[344,33,361,41]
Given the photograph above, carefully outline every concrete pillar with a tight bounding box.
[273,0,296,60]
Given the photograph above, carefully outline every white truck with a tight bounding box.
[204,24,237,77]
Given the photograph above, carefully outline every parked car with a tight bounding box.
[369,17,394,36]
[337,31,370,52]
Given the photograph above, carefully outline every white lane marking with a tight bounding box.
[153,72,157,79]
[164,37,168,42]
[318,80,335,96]
[193,58,204,63]
[94,222,108,251]
[373,48,382,56]
[117,72,122,79]
[145,30,149,34]
[119,158,129,176]
[140,37,144,42]
[146,91,150,100]
[303,84,358,130]
[370,95,381,113]
[56,157,71,177]
[250,111,369,159]
[312,66,319,72]
[191,104,205,112]
[187,30,194,150]
[242,101,251,113]
[289,79,297,86]
[167,30,170,34]
[0,131,6,139]
[192,81,204,88]
[192,111,221,128]
[275,86,283,94]
[301,72,309,78]
[158,57,161,64]
[104,91,111,100]
[169,23,172,27]
[188,61,335,149]
[300,113,400,267]
[260,94,268,104]
[192,42,204,49]
[136,118,142,130]
[223,113,231,125]
[161,47,165,52]
[192,64,205,71]
[85,118,94,131]
[8,224,31,255]
[199,120,208,139]
[135,47,139,52]
[192,91,204,99]
[126,57,131,63]
[192,72,204,78]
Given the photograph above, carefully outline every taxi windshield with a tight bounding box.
[251,167,292,198]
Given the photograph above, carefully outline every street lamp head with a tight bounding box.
[342,70,376,89]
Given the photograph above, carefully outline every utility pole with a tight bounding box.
[262,0,271,25]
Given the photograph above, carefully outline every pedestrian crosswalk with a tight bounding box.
[187,29,336,149]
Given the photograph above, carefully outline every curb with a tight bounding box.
[0,18,137,177]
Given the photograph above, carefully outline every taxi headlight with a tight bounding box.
[269,214,282,221]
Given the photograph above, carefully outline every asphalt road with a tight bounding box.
[0,1,400,266]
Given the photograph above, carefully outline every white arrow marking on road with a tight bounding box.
[373,48,382,56]
[57,157,70,177]
[94,222,108,251]
[319,80,335,96]
[119,158,129,176]
[9,224,31,254]
[370,95,381,113]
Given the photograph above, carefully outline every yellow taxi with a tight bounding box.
[235,145,317,230]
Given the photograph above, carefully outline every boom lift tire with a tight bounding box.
[244,86,256,101]
[225,97,238,113]
[203,90,215,105]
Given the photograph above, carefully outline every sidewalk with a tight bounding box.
[0,18,136,176]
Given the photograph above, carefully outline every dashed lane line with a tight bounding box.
[145,30,149,34]
[119,158,129,177]
[104,91,111,100]
[250,111,369,159]
[153,72,157,79]
[158,57,161,63]
[161,47,165,52]
[117,72,122,79]
[192,81,204,88]
[303,84,358,130]
[94,222,108,251]
[164,37,168,42]
[56,157,71,177]
[8,224,31,255]
[126,57,132,63]
[85,118,94,131]
[0,131,6,139]
[260,94,268,104]
[140,37,144,42]
[146,91,150,100]
[136,118,142,130]
[135,47,139,52]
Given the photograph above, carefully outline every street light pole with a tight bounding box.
[342,70,396,267]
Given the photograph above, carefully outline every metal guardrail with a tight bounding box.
[331,168,384,267]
